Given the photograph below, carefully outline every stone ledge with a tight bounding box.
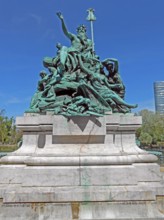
[0,154,158,165]
[0,201,163,220]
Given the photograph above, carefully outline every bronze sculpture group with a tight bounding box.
[27,12,137,116]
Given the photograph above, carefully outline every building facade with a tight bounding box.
[154,81,164,114]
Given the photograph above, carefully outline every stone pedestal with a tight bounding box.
[0,114,164,219]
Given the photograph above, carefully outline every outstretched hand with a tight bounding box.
[56,12,63,20]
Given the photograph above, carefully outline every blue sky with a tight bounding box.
[0,0,164,118]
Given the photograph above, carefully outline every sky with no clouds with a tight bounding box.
[0,0,164,117]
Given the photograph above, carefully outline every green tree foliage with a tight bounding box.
[0,110,22,145]
[136,109,164,147]
[139,132,152,146]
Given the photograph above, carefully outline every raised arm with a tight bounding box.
[108,58,119,72]
[56,12,73,40]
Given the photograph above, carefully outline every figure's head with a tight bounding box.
[76,24,87,35]
[40,70,47,78]
[102,59,113,72]
[106,63,113,71]
[56,43,62,50]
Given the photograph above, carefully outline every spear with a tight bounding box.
[86,8,96,53]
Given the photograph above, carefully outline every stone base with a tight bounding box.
[1,114,157,165]
[0,114,164,219]
[0,201,164,220]
[0,163,163,219]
